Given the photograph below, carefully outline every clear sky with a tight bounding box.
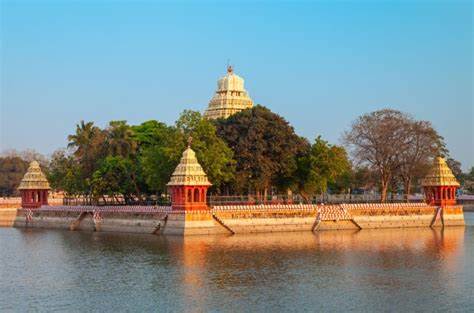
[1,0,473,169]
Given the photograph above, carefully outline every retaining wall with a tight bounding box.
[0,209,18,227]
[8,203,465,235]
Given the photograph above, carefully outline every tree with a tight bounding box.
[397,120,446,200]
[0,156,28,197]
[132,120,173,147]
[176,110,235,191]
[91,156,136,203]
[67,120,106,193]
[105,120,137,158]
[343,109,413,202]
[296,136,351,199]
[446,158,463,183]
[216,105,308,196]
[351,166,378,192]
[47,149,85,196]
[138,124,184,195]
[464,167,474,193]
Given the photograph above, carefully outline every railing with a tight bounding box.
[60,194,474,207]
[207,194,425,205]
[62,196,171,206]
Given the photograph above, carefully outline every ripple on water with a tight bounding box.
[0,214,473,312]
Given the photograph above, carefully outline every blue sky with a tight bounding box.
[1,0,473,169]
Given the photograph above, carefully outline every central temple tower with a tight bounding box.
[204,66,253,119]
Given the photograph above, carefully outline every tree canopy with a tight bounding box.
[4,107,467,203]
[216,105,309,195]
[344,109,446,201]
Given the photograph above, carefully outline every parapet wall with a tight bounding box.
[210,203,465,233]
[14,206,171,234]
[8,203,465,235]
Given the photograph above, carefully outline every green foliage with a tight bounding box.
[136,121,184,194]
[296,136,351,198]
[0,156,28,196]
[48,107,462,201]
[176,110,235,190]
[91,156,136,201]
[105,120,136,158]
[216,105,308,194]
[48,150,85,196]
[67,120,106,193]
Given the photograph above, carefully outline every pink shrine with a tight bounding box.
[167,141,212,211]
[421,157,460,207]
[18,161,50,209]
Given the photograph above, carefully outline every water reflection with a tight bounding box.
[0,222,472,312]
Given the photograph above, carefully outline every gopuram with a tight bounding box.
[204,66,253,119]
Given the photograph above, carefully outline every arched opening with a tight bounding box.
[194,189,200,203]
[187,189,193,202]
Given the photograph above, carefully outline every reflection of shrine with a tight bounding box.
[171,226,465,299]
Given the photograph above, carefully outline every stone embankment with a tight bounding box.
[0,208,18,227]
[8,203,465,235]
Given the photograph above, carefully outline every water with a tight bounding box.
[1,214,473,312]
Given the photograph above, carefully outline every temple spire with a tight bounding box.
[204,66,253,119]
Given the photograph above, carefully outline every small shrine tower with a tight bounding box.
[421,157,460,207]
[167,140,212,211]
[18,161,50,209]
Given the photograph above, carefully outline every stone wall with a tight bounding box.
[13,207,170,234]
[0,209,18,227]
[210,203,465,234]
[9,203,465,235]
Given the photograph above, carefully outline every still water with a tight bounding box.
[1,214,473,312]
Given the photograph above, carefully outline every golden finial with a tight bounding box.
[227,64,233,74]
[187,136,193,148]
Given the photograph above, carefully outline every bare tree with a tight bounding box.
[397,121,446,201]
[343,109,413,202]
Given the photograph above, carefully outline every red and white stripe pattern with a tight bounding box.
[93,210,103,223]
[37,205,172,214]
[25,209,33,223]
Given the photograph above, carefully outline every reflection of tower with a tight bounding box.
[421,157,460,207]
[18,161,50,209]
[167,139,212,211]
[204,66,254,119]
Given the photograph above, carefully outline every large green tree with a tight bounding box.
[176,110,235,192]
[135,121,184,195]
[216,105,308,196]
[91,156,136,203]
[296,136,351,199]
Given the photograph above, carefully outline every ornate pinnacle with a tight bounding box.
[187,136,193,148]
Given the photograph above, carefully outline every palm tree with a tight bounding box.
[105,121,137,158]
[67,121,105,184]
[68,121,98,158]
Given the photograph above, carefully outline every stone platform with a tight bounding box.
[5,203,465,236]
